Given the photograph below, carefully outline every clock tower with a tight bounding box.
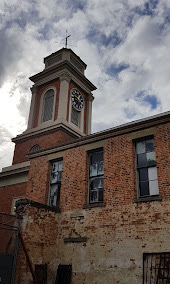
[12,48,96,165]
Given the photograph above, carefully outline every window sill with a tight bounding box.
[83,202,106,209]
[48,206,61,213]
[133,195,162,203]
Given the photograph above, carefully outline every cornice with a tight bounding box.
[29,60,97,92]
[12,121,85,143]
[28,111,170,159]
[0,161,30,178]
[59,72,71,83]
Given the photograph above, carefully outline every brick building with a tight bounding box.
[0,48,169,284]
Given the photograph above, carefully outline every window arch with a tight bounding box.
[42,89,55,122]
[30,144,41,153]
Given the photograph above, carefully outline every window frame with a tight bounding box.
[88,148,104,204]
[134,136,159,199]
[48,159,63,208]
[38,87,57,126]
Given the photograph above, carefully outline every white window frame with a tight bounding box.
[88,149,104,204]
[135,137,159,198]
[48,160,63,208]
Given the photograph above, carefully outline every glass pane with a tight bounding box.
[98,160,104,175]
[90,164,97,177]
[51,172,58,184]
[139,168,148,182]
[91,152,98,165]
[98,188,103,202]
[139,181,149,196]
[90,151,103,176]
[97,151,103,163]
[58,160,63,171]
[49,184,58,206]
[147,152,156,166]
[136,141,145,154]
[137,153,147,167]
[149,180,159,195]
[52,162,59,173]
[98,177,104,188]
[57,171,62,182]
[90,178,98,190]
[148,167,158,181]
[146,138,154,152]
[90,190,98,203]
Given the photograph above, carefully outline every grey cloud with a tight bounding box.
[0,28,23,87]
[0,126,13,144]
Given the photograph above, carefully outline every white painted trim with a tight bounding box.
[57,79,69,120]
[27,86,37,129]
[87,99,92,134]
[38,86,57,126]
[1,161,30,173]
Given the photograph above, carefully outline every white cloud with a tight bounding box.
[0,0,170,170]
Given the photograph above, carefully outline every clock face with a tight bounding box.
[71,89,84,111]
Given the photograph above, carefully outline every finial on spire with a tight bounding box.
[65,30,71,48]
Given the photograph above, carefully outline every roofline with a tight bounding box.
[28,111,170,159]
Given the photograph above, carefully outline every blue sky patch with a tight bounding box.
[136,91,159,109]
[106,64,129,77]
[87,30,122,47]
[133,0,159,17]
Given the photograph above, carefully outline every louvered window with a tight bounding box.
[71,106,79,127]
[43,90,54,122]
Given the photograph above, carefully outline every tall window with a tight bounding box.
[43,89,54,122]
[71,106,79,127]
[136,137,159,197]
[89,149,104,203]
[49,160,62,207]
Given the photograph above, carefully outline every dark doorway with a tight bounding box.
[143,252,170,283]
[55,264,72,284]
[35,264,47,284]
[0,213,19,284]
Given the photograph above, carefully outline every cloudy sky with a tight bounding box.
[0,0,170,170]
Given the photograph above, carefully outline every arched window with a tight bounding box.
[30,144,41,153]
[43,89,54,122]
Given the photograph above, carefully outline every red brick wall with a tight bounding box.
[67,81,88,134]
[15,205,59,284]
[104,134,135,206]
[60,147,88,211]
[33,79,60,128]
[12,122,170,284]
[0,183,26,214]
[26,156,50,204]
[12,130,74,165]
[155,123,170,199]
[24,123,170,209]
